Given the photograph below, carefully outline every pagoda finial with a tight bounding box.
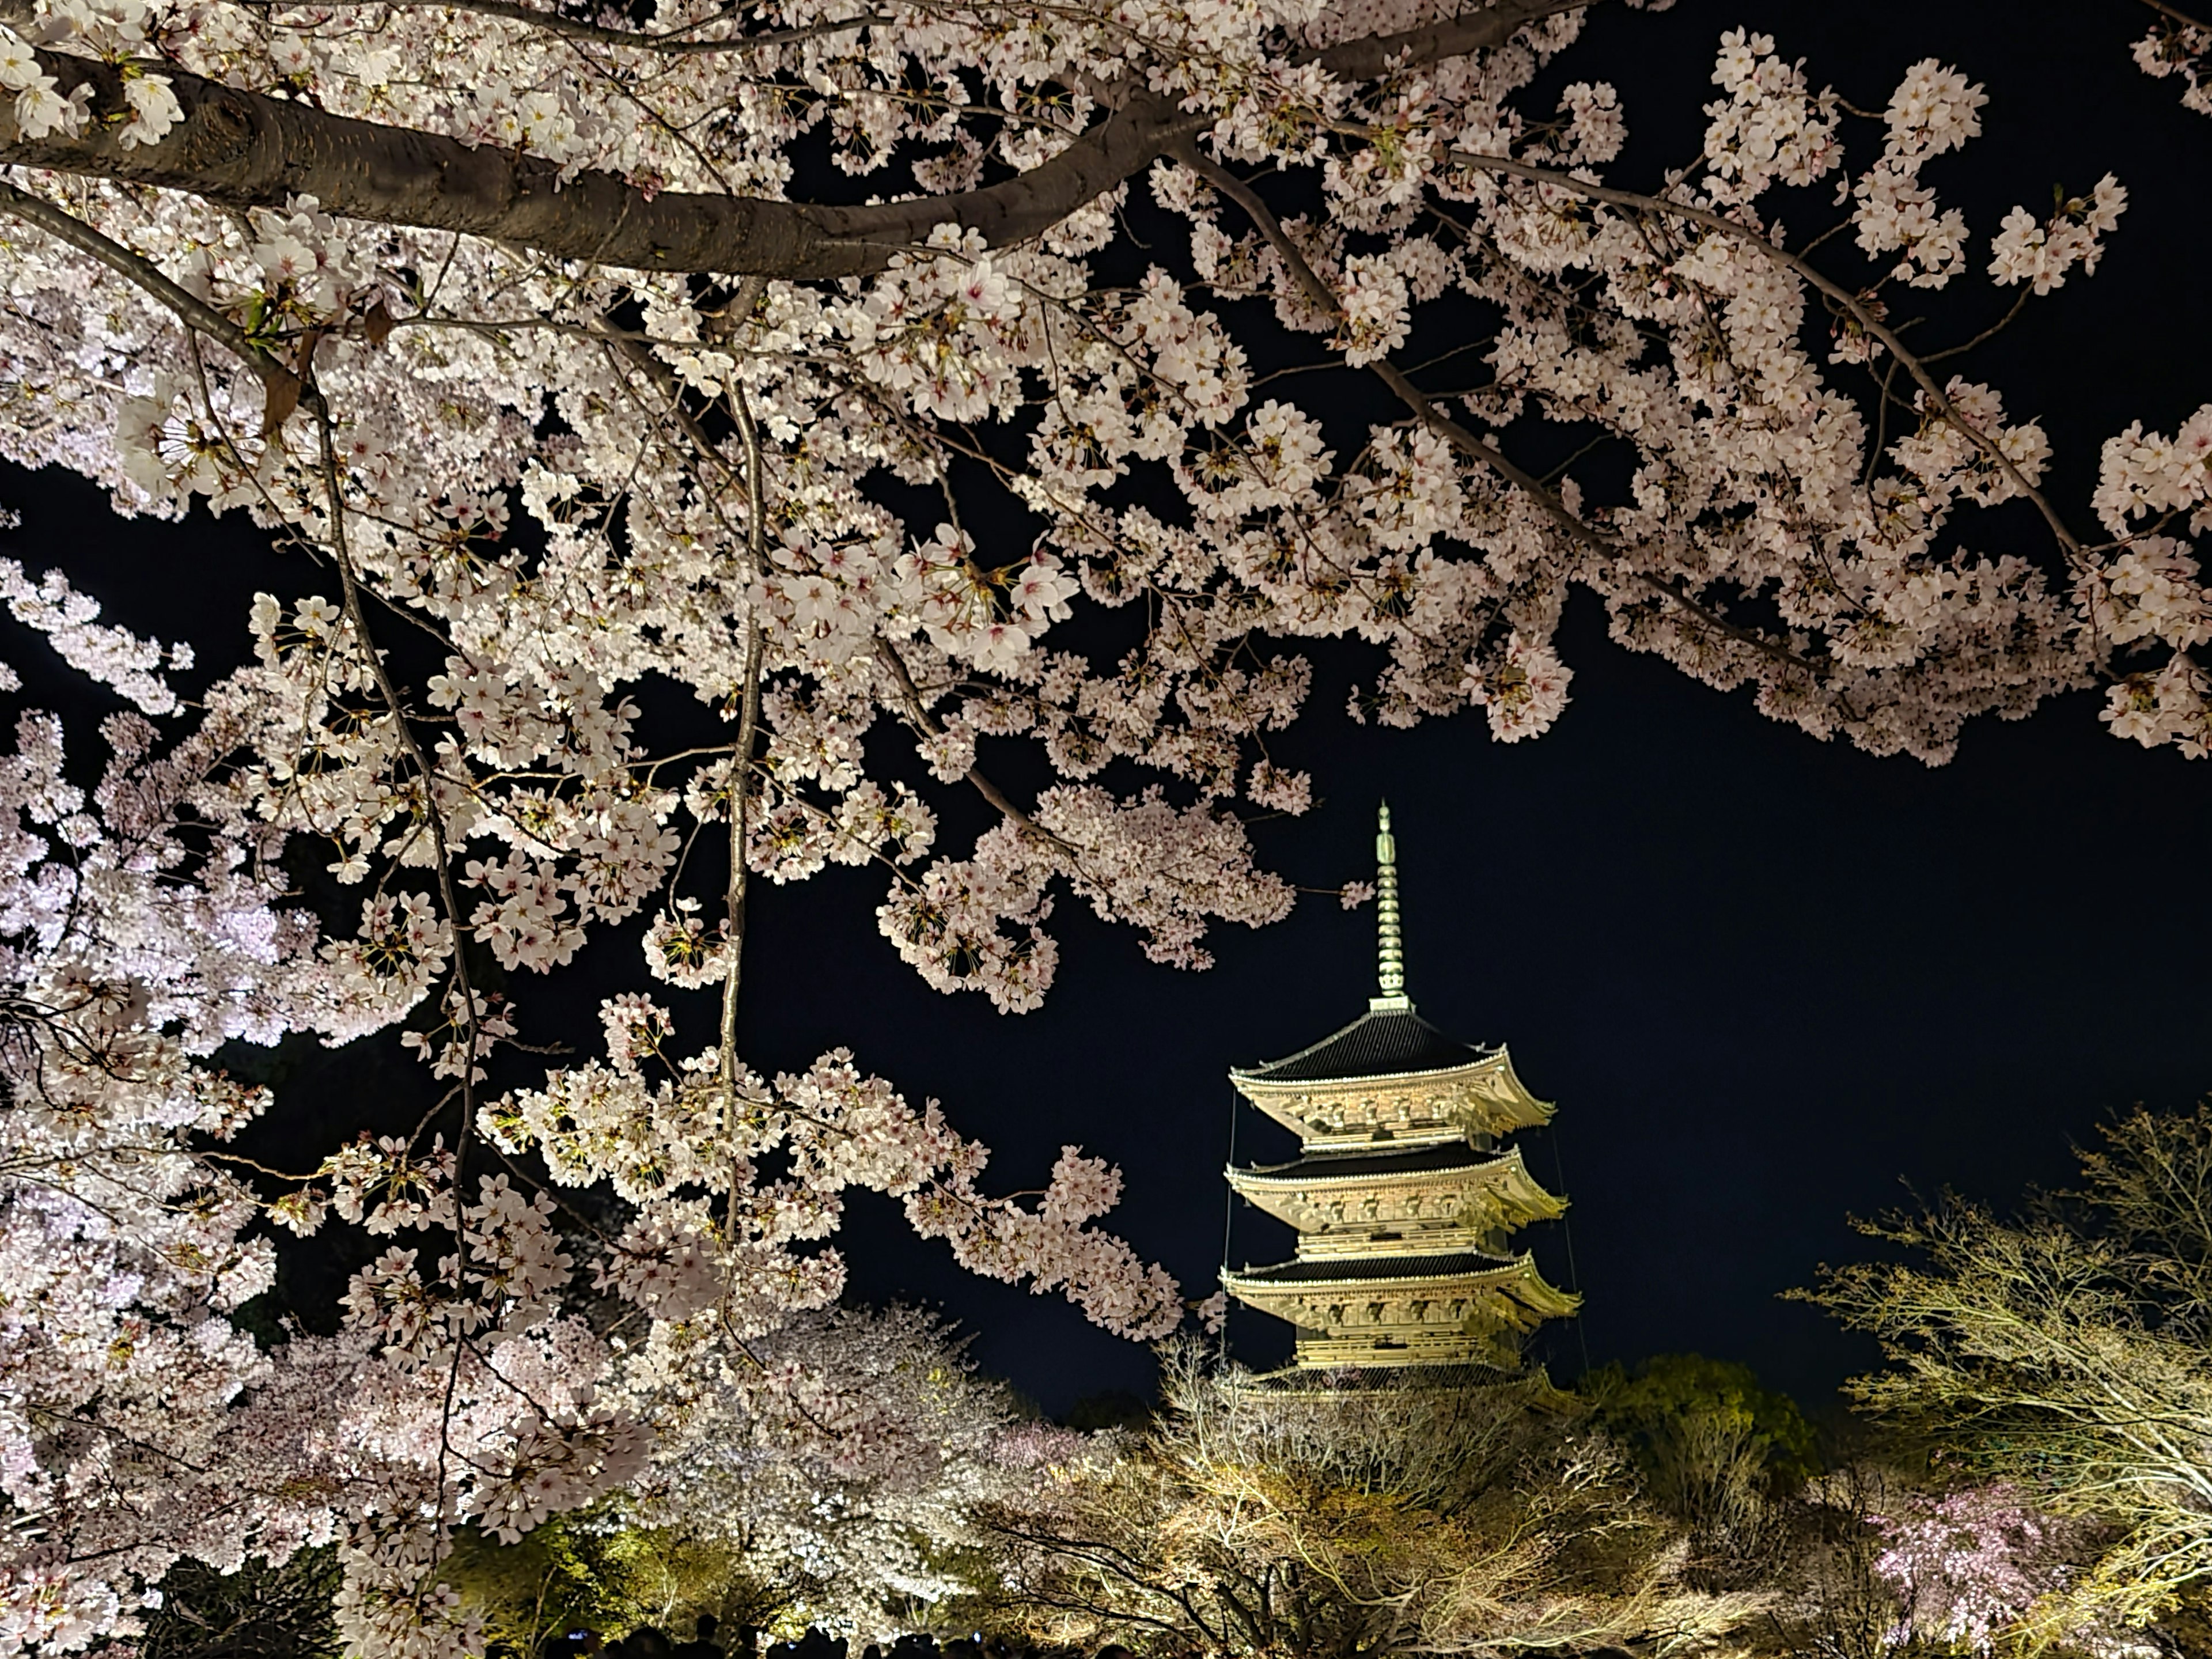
[1372,801,1411,1012]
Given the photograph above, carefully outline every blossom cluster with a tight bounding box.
[1870,1483,2101,1656]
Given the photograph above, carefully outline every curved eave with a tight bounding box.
[1230,1047,1554,1134]
[1481,1046,1556,1130]
[1221,1251,1581,1319]
[1230,1143,1561,1207]
[1230,1053,1498,1092]
[1224,1144,1565,1230]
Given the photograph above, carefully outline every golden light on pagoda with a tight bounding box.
[1219,803,1580,1373]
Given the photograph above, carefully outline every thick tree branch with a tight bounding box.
[0,0,1580,275]
[311,0,891,54]
[2140,0,2210,33]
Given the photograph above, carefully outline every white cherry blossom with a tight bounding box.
[0,0,2203,1649]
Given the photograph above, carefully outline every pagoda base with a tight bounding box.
[1243,1359,1561,1399]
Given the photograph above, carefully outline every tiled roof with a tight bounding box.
[1235,1006,1489,1083]
[1234,1143,1499,1184]
[1250,1361,1531,1391]
[1228,1251,1513,1285]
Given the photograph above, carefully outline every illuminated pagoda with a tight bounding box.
[1219,804,1579,1372]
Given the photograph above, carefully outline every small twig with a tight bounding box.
[1923,288,2034,365]
[870,638,1073,853]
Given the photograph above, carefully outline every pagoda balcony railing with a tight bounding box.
[1293,1227,1504,1259]
[1289,1124,1468,1153]
[1293,1331,1520,1370]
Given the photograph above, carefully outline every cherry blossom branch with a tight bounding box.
[290,0,894,54]
[721,369,767,1101]
[1182,147,1839,691]
[1428,145,2089,562]
[0,178,300,408]
[870,636,1074,853]
[0,43,1190,275]
[306,395,484,1156]
[0,0,1581,276]
[0,186,509,1112]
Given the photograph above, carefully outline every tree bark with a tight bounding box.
[0,0,1582,276]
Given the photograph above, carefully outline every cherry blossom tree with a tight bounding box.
[609,1303,1085,1642]
[1863,1483,2121,1659]
[414,1305,1057,1649]
[0,0,2209,1652]
[0,661,1168,1658]
[1806,1103,2212,1647]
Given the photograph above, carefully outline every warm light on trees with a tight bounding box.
[1,0,2209,1649]
[1808,1101,2212,1646]
[607,1304,1084,1642]
[1581,1354,1818,1593]
[964,1345,1766,1657]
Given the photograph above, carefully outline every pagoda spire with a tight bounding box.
[1372,801,1410,1012]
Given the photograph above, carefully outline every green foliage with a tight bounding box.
[1578,1354,1818,1592]
[440,1506,786,1656]
[1583,1353,1820,1495]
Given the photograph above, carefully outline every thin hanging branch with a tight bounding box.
[721,374,767,1098]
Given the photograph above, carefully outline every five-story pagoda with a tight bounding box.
[1219,805,1579,1372]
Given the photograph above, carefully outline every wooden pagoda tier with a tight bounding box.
[1228,1005,1552,1152]
[1226,1141,1565,1256]
[1219,803,1578,1373]
[1218,1251,1579,1372]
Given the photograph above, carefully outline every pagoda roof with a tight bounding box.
[1223,1249,1582,1321]
[1228,1251,1513,1285]
[1249,1360,1543,1393]
[1233,1143,1497,1185]
[1234,1006,1489,1085]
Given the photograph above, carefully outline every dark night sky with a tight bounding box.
[3,0,2207,1421]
